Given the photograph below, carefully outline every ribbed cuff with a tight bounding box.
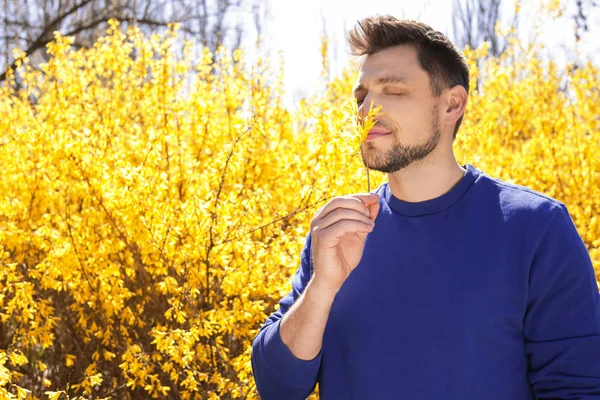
[261,319,323,388]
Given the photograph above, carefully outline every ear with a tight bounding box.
[442,85,468,126]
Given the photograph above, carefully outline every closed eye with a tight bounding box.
[356,92,405,106]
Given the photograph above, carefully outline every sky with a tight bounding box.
[240,0,600,109]
[264,0,450,106]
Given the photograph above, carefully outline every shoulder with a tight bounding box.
[474,172,583,264]
[474,170,567,229]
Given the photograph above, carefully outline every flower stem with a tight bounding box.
[367,167,371,192]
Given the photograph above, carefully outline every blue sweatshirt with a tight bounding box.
[251,163,600,400]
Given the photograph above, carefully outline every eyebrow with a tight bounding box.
[353,76,410,94]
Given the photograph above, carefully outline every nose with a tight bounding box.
[357,101,369,123]
[357,96,378,120]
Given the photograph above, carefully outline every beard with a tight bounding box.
[360,106,441,173]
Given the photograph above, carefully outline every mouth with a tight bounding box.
[366,127,391,141]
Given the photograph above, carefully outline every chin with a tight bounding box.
[363,157,392,173]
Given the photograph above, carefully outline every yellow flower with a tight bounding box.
[45,391,64,400]
[343,98,383,191]
[65,354,76,367]
[356,99,384,142]
[344,98,383,152]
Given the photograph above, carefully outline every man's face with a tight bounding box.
[352,44,443,173]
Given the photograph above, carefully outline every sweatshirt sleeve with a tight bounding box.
[251,232,322,400]
[524,203,600,399]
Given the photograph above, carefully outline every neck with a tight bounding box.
[386,152,466,203]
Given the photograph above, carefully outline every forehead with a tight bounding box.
[355,44,427,84]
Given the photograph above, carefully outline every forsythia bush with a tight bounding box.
[0,19,598,400]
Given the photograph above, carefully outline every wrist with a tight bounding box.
[308,276,340,299]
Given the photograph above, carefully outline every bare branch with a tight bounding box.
[451,0,512,57]
[0,0,269,83]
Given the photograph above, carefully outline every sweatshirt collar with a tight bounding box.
[383,163,480,217]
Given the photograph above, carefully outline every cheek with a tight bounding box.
[385,101,430,132]
[382,91,441,136]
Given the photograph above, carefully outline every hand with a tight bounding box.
[309,193,380,293]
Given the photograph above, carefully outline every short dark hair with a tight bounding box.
[347,15,470,139]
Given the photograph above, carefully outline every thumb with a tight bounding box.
[349,193,380,219]
[367,199,380,221]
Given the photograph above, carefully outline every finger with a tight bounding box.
[349,192,380,206]
[314,208,375,231]
[312,195,372,224]
[314,219,374,245]
[349,193,380,218]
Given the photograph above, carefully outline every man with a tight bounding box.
[251,15,600,400]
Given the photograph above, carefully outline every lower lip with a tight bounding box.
[366,133,391,141]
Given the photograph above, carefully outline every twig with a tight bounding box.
[215,194,335,248]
